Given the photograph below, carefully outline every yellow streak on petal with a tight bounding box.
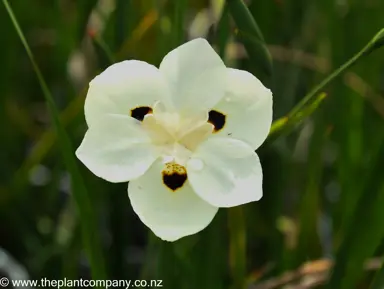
[142,115,174,145]
[179,123,214,151]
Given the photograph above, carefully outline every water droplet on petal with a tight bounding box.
[187,158,205,171]
[162,155,175,164]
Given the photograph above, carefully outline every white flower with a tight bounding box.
[76,38,273,242]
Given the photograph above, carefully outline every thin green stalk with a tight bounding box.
[77,0,98,42]
[295,117,327,265]
[267,28,384,140]
[2,0,107,280]
[228,207,246,289]
[92,34,116,64]
[115,0,129,49]
[173,0,187,48]
[227,0,273,79]
[287,28,384,119]
[267,93,327,141]
[216,3,230,60]
[327,132,384,289]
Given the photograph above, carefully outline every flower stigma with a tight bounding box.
[140,101,214,191]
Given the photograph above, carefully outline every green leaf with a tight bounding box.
[115,0,130,49]
[368,28,384,52]
[2,0,107,281]
[228,207,246,289]
[77,0,98,42]
[327,134,384,289]
[268,93,327,140]
[288,28,384,119]
[173,0,187,48]
[295,117,327,265]
[268,28,384,142]
[226,0,273,79]
[91,33,116,67]
[216,4,230,60]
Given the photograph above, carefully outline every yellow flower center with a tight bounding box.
[141,102,213,165]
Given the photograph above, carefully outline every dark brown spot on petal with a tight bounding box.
[208,110,226,132]
[162,162,187,191]
[131,106,153,121]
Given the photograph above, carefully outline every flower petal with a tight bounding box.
[128,159,218,241]
[76,115,159,182]
[211,68,273,149]
[85,60,170,126]
[159,38,227,114]
[187,137,263,208]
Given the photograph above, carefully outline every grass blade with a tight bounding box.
[228,207,246,289]
[327,134,384,289]
[115,0,130,49]
[90,32,116,66]
[288,28,384,119]
[268,93,327,141]
[173,0,187,48]
[268,28,384,141]
[294,118,327,265]
[216,3,230,60]
[2,0,107,280]
[227,0,273,80]
[77,0,98,42]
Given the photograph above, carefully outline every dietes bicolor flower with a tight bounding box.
[76,38,273,241]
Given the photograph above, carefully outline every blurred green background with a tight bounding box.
[1,0,384,289]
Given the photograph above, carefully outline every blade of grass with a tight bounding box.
[115,0,130,49]
[173,0,187,48]
[268,93,327,141]
[328,182,384,289]
[287,28,384,119]
[327,133,384,289]
[228,207,247,289]
[268,28,384,141]
[11,11,158,193]
[226,0,273,80]
[295,117,328,265]
[91,33,116,65]
[116,9,158,60]
[2,0,107,280]
[216,3,230,60]
[77,0,98,42]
